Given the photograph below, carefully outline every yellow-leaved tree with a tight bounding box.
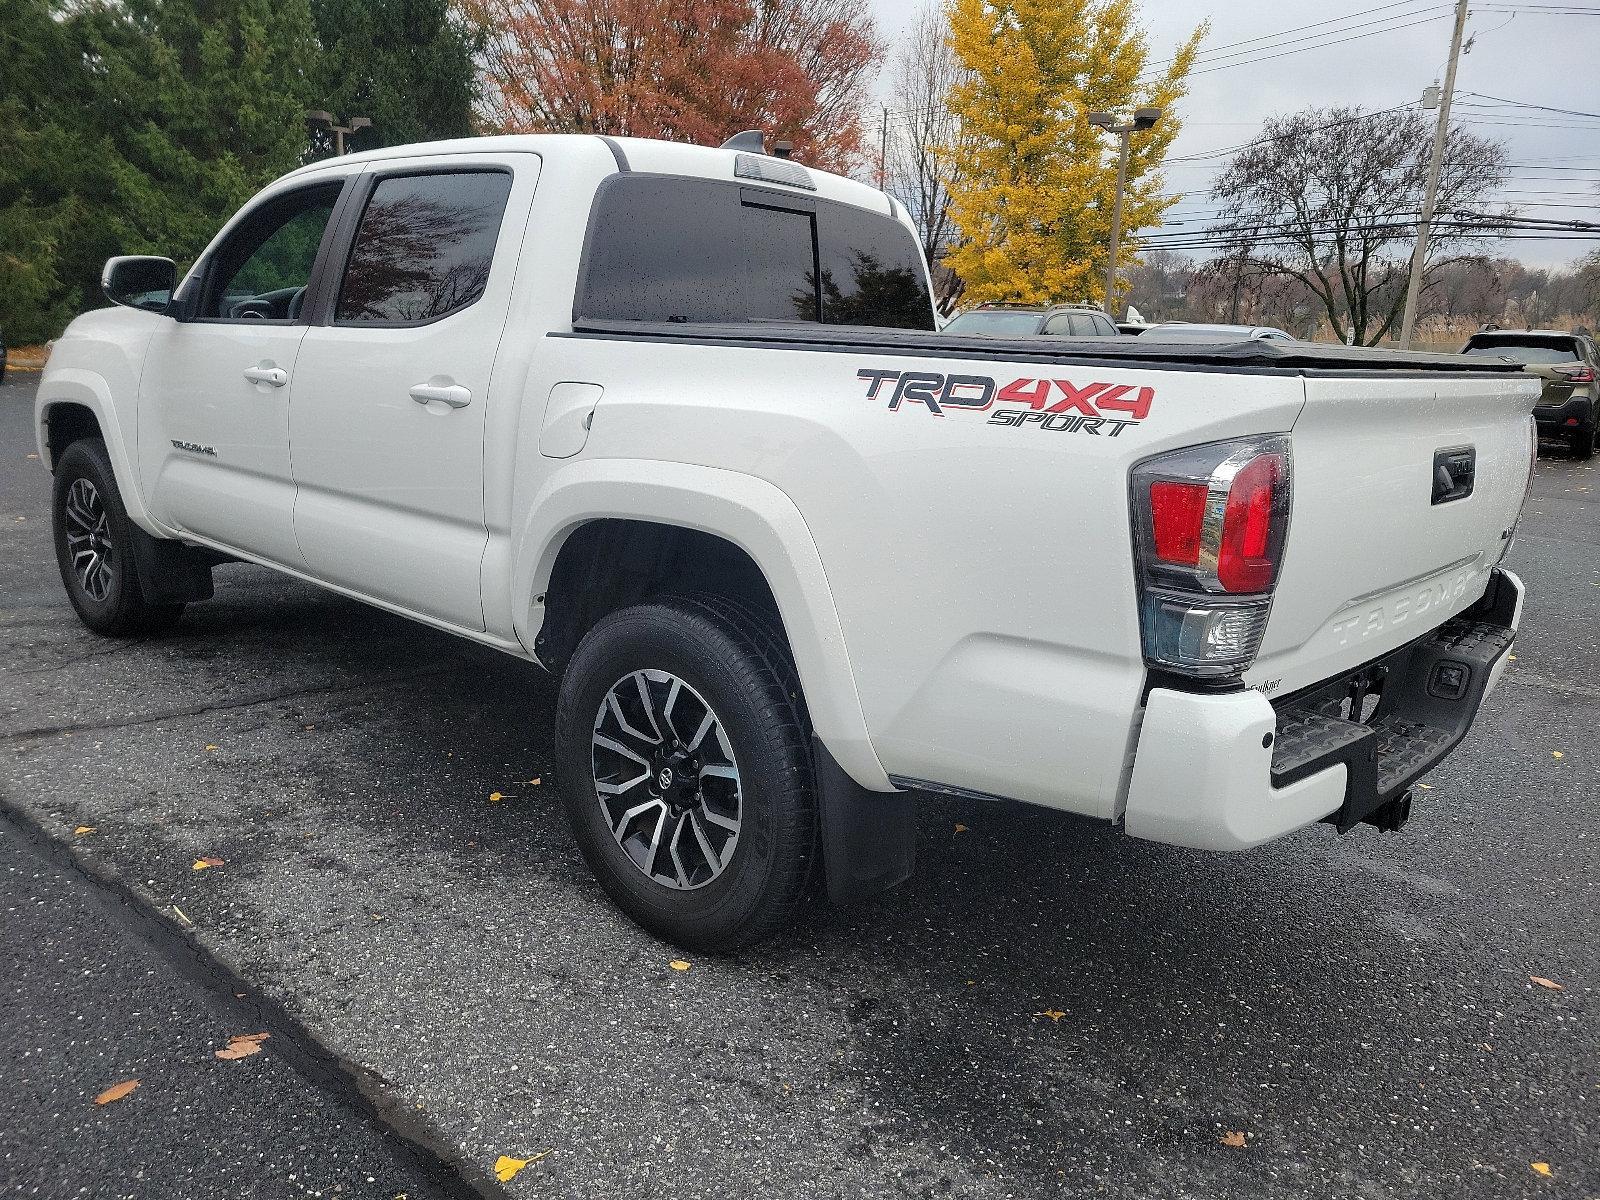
[941,0,1203,307]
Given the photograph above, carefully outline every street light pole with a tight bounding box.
[1397,0,1469,349]
[1089,107,1162,318]
[305,111,372,156]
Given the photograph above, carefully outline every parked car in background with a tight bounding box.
[942,303,1118,338]
[1461,329,1596,460]
[1139,322,1295,343]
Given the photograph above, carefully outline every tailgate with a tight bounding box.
[1246,371,1536,696]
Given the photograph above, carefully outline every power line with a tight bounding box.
[1143,0,1440,72]
[1461,91,1600,119]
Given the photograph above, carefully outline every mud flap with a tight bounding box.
[813,737,917,905]
[128,525,217,605]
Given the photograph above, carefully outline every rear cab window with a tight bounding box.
[576,175,935,330]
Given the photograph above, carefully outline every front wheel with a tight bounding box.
[51,439,183,636]
[553,596,817,950]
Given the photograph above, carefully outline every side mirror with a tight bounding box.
[103,256,177,313]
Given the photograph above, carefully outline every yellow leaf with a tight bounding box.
[95,1079,140,1106]
[670,960,691,972]
[488,791,505,803]
[1551,751,1564,759]
[1036,1009,1066,1021]
[1531,1162,1552,1177]
[954,823,968,833]
[1417,784,1432,791]
[1219,1130,1247,1148]
[192,856,224,871]
[494,1152,548,1182]
[204,744,219,752]
[1530,976,1565,991]
[74,826,96,835]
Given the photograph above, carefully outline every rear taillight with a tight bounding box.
[1130,436,1292,679]
[1563,366,1595,384]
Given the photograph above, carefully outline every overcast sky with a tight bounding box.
[867,0,1600,269]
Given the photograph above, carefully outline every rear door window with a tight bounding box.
[577,175,934,329]
[336,171,512,324]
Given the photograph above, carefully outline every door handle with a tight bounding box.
[409,382,472,409]
[243,366,288,387]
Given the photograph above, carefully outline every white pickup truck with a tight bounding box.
[36,134,1537,949]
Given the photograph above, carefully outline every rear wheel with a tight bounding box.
[1571,425,1595,460]
[51,439,183,636]
[553,595,816,950]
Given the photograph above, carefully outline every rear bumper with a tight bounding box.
[1533,396,1594,433]
[1123,568,1522,851]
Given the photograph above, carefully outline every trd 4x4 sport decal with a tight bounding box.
[856,368,1152,437]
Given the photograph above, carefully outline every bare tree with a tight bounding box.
[881,3,965,313]
[1208,106,1513,345]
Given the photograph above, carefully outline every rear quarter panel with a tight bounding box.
[555,334,1306,816]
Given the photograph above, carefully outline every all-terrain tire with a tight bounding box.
[51,438,184,636]
[554,595,817,950]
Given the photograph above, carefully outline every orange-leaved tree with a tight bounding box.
[458,0,881,171]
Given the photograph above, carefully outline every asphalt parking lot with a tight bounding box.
[1,371,1595,1199]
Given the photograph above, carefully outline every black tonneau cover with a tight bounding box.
[567,319,1525,375]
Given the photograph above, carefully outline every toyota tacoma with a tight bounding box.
[35,134,1538,948]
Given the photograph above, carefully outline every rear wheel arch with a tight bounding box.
[537,518,789,673]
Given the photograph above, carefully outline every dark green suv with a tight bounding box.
[1462,330,1597,460]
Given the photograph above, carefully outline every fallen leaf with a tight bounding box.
[95,1080,139,1106]
[488,791,506,803]
[1551,751,1564,759]
[1219,1130,1248,1148]
[494,1152,549,1182]
[214,1032,270,1060]
[1507,654,1517,661]
[1036,1009,1066,1021]
[170,905,192,927]
[669,960,691,972]
[74,826,96,835]
[204,744,219,752]
[1417,784,1433,791]
[954,823,968,833]
[26,453,39,460]
[1530,976,1565,991]
[526,777,542,786]
[192,856,224,871]
[1531,1162,1552,1177]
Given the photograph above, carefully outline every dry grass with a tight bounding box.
[5,345,50,370]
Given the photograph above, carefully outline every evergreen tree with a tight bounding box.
[940,0,1202,307]
[307,0,479,157]
[0,0,319,342]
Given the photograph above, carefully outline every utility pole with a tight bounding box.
[1089,107,1162,317]
[306,110,372,156]
[878,106,889,190]
[1397,0,1469,349]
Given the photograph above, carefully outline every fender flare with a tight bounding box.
[512,458,893,793]
[36,369,166,536]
